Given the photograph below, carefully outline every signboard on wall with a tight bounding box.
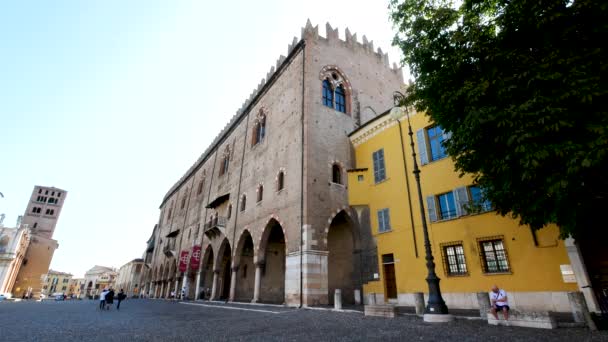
[560,264,577,283]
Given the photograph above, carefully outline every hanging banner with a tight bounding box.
[179,250,189,273]
[190,245,202,271]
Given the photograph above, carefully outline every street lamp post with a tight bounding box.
[390,91,453,322]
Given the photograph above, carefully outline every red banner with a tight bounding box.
[178,250,189,273]
[190,245,202,271]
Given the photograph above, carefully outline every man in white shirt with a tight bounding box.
[99,289,108,310]
[490,285,509,320]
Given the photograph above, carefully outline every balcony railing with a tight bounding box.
[203,216,227,231]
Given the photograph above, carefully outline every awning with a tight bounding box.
[206,193,230,209]
[166,229,180,238]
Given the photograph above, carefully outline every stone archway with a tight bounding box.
[199,246,214,299]
[258,219,286,304]
[215,239,232,300]
[327,210,358,305]
[234,230,255,302]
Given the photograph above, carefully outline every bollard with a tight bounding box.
[414,292,425,316]
[477,292,491,320]
[354,289,361,305]
[567,291,597,331]
[334,289,342,310]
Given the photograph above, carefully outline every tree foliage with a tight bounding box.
[390,0,608,237]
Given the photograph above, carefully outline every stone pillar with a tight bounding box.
[354,289,361,305]
[194,271,202,300]
[565,238,600,313]
[159,282,165,299]
[229,266,239,302]
[414,292,425,316]
[252,262,263,303]
[477,292,491,319]
[182,276,189,300]
[568,291,597,331]
[174,276,180,299]
[209,270,220,301]
[334,289,342,310]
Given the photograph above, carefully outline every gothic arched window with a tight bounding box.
[322,79,334,107]
[252,112,266,146]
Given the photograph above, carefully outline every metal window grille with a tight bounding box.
[477,236,510,273]
[441,242,468,276]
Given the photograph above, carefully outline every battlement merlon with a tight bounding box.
[160,20,402,206]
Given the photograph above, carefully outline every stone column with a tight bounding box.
[229,265,239,302]
[159,282,165,299]
[252,261,263,303]
[414,292,425,316]
[476,292,491,319]
[565,238,600,313]
[174,275,180,299]
[568,291,597,331]
[194,271,202,300]
[209,270,220,301]
[334,289,342,310]
[182,276,189,300]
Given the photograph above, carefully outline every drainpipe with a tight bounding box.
[299,42,306,308]
[398,120,419,258]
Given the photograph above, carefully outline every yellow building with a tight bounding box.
[41,270,72,296]
[347,109,580,312]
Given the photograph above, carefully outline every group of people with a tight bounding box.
[99,288,126,311]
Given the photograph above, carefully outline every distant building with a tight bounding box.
[13,186,67,299]
[68,278,85,298]
[41,270,72,296]
[0,221,30,297]
[115,258,145,298]
[82,265,117,298]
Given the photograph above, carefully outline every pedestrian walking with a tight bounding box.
[99,289,108,310]
[116,289,126,310]
[105,288,115,310]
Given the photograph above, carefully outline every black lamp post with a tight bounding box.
[391,91,451,321]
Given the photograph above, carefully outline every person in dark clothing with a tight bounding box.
[105,289,115,310]
[116,289,126,310]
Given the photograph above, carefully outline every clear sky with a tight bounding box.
[0,1,405,278]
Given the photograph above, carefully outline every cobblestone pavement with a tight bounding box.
[0,300,606,342]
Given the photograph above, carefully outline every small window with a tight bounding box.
[227,204,232,219]
[240,195,246,212]
[332,164,342,184]
[45,190,48,195]
[220,155,230,176]
[197,179,205,195]
[442,243,468,276]
[52,191,55,196]
[38,189,42,194]
[33,223,37,228]
[167,208,173,222]
[252,116,266,146]
[32,207,37,213]
[50,209,54,215]
[373,149,386,183]
[322,79,333,108]
[382,254,394,264]
[181,197,186,209]
[357,175,364,182]
[479,238,510,273]
[277,171,285,191]
[335,85,346,113]
[257,185,263,203]
[45,209,51,215]
[58,192,61,197]
[377,208,391,233]
[437,192,457,220]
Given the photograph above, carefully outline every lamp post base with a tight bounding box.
[423,314,454,323]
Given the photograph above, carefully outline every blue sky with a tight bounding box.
[0,1,405,277]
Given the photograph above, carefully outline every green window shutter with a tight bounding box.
[416,129,429,165]
[453,187,469,216]
[426,195,437,222]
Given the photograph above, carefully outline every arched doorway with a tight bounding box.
[216,239,232,300]
[234,230,255,301]
[327,210,357,305]
[259,219,286,304]
[200,246,214,299]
